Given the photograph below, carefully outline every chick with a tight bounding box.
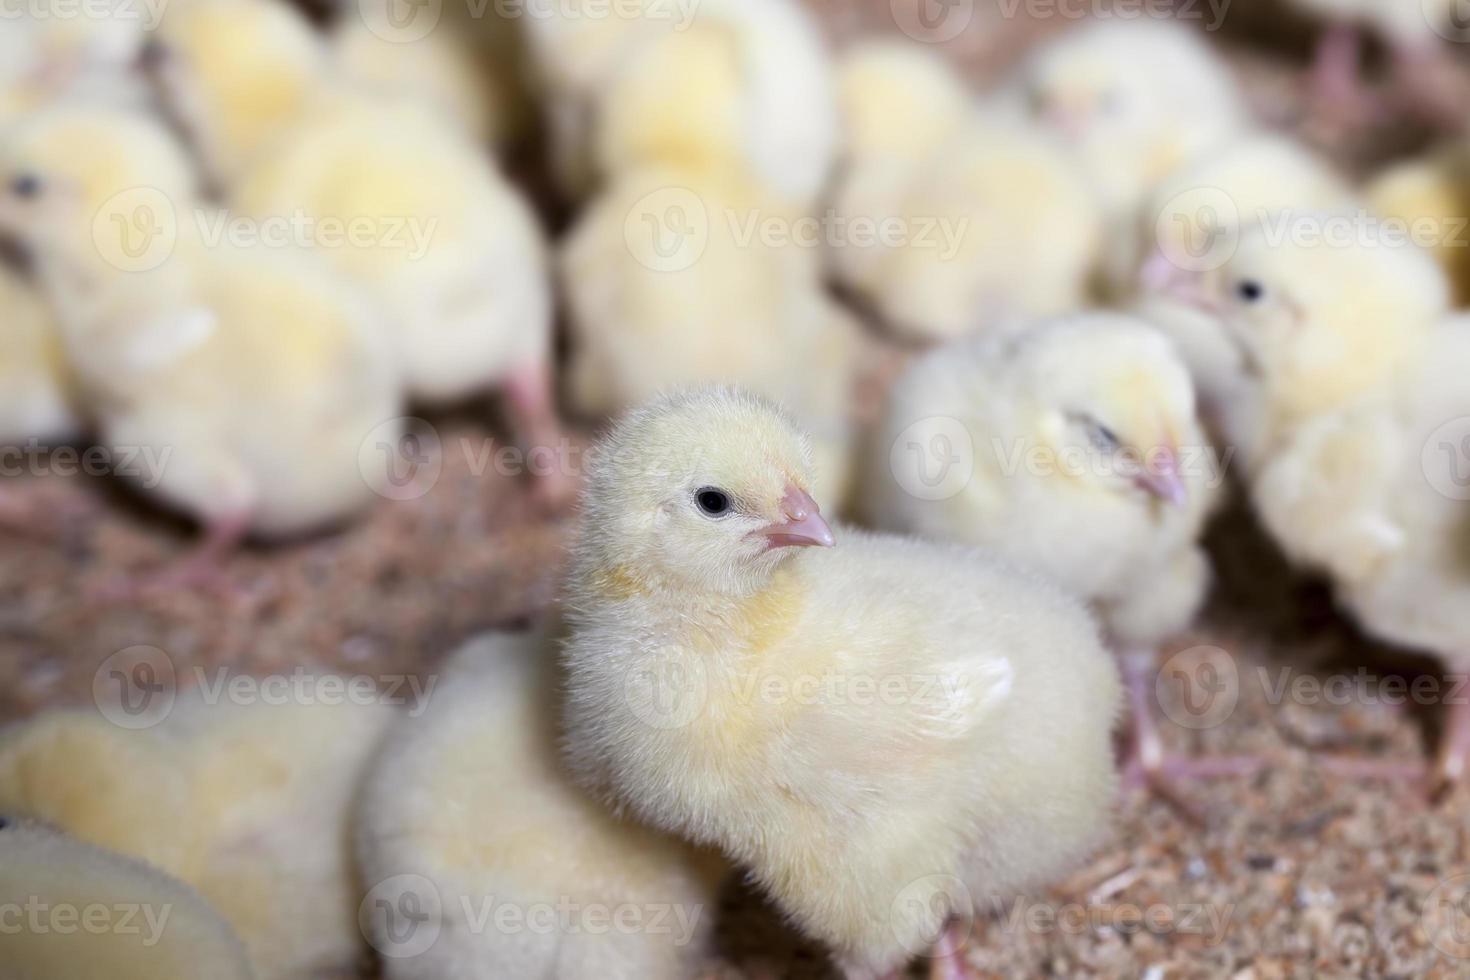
[1366,143,1470,307]
[830,110,1101,344]
[1126,133,1354,425]
[234,94,564,500]
[358,630,725,979]
[0,680,396,978]
[865,314,1240,801]
[1013,19,1247,233]
[0,259,80,447]
[0,105,404,590]
[560,387,1121,979]
[0,0,154,115]
[0,818,254,980]
[147,0,329,190]
[1172,222,1470,790]
[561,167,861,513]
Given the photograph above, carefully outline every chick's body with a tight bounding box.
[358,631,724,980]
[0,821,254,980]
[1366,144,1470,307]
[561,389,1120,978]
[0,261,79,446]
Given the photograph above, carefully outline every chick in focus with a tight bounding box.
[1366,143,1470,307]
[866,314,1240,802]
[561,167,861,513]
[0,818,254,980]
[0,679,396,978]
[358,630,725,979]
[560,387,1121,979]
[0,105,405,591]
[1175,221,1470,791]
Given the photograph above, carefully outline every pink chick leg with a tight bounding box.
[1119,649,1267,823]
[1309,23,1382,125]
[94,511,252,602]
[926,920,972,980]
[503,361,576,511]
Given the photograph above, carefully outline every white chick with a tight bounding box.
[0,104,404,590]
[561,166,861,513]
[0,0,154,117]
[0,679,396,978]
[0,818,255,980]
[234,93,564,500]
[865,314,1238,800]
[1366,143,1470,308]
[1013,18,1247,234]
[830,110,1102,344]
[1171,221,1470,790]
[523,0,837,207]
[560,387,1121,979]
[0,258,80,447]
[1126,133,1355,425]
[358,630,725,980]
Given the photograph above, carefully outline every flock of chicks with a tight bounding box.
[3,0,1470,977]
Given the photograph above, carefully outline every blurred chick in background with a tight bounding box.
[1173,222,1470,792]
[235,93,565,501]
[0,0,155,120]
[1367,143,1470,307]
[359,631,725,980]
[561,388,1121,980]
[866,314,1238,803]
[1014,18,1247,254]
[0,682,394,978]
[0,819,254,980]
[1126,134,1355,428]
[561,167,861,513]
[0,105,404,591]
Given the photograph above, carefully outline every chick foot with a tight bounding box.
[503,361,576,511]
[93,513,251,603]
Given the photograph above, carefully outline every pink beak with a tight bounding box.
[758,485,835,550]
[1135,448,1188,507]
[1141,250,1219,313]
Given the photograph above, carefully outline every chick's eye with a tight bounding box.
[9,174,41,199]
[1236,279,1265,304]
[1087,420,1120,451]
[695,487,732,517]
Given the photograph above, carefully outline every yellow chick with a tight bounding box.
[1366,143,1470,307]
[830,110,1101,344]
[0,259,80,446]
[0,819,255,980]
[0,679,396,978]
[561,166,861,513]
[147,0,328,189]
[0,105,404,588]
[560,387,1121,979]
[865,313,1233,797]
[1127,133,1355,425]
[234,93,563,498]
[1013,18,1247,231]
[357,630,725,979]
[1173,223,1470,789]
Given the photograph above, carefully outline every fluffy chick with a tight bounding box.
[1013,18,1247,229]
[830,110,1101,343]
[0,259,80,447]
[865,314,1230,796]
[1127,134,1354,423]
[0,681,396,978]
[1366,143,1470,307]
[561,387,1121,979]
[1173,222,1470,788]
[561,166,860,512]
[358,630,725,979]
[0,818,254,980]
[0,0,154,117]
[0,105,404,584]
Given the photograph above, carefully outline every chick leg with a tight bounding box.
[1433,665,1470,795]
[927,920,972,980]
[503,361,576,510]
[95,512,252,601]
[1309,23,1381,124]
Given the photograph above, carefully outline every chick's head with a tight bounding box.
[1009,315,1199,508]
[576,388,834,598]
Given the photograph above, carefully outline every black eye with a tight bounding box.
[9,174,40,199]
[695,487,732,517]
[1236,279,1265,303]
[0,816,10,830]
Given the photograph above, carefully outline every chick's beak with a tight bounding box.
[1141,251,1218,313]
[758,485,835,550]
[1135,447,1188,507]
